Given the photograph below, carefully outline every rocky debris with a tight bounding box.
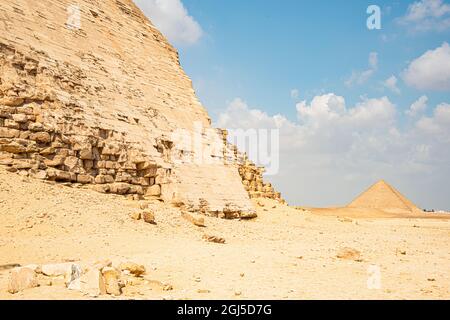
[129,211,142,221]
[6,259,149,297]
[203,234,226,244]
[102,267,122,296]
[231,141,285,204]
[118,262,146,277]
[7,267,39,294]
[41,262,75,277]
[78,269,106,296]
[182,212,206,227]
[336,247,362,262]
[142,211,156,224]
[163,284,174,291]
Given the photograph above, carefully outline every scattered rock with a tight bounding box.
[336,247,362,261]
[118,262,146,277]
[8,267,39,294]
[197,289,211,294]
[142,211,156,224]
[129,211,141,221]
[182,212,206,227]
[163,284,173,291]
[203,234,226,244]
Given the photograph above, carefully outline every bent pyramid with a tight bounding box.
[348,180,422,214]
[0,0,279,217]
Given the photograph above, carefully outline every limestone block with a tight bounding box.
[102,267,121,296]
[77,174,93,184]
[109,182,130,194]
[12,113,27,123]
[0,142,27,153]
[146,184,161,197]
[79,269,107,297]
[30,132,51,143]
[7,267,38,294]
[0,127,20,138]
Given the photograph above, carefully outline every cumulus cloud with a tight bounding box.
[402,42,450,91]
[416,102,450,136]
[406,95,428,116]
[383,75,401,94]
[398,0,450,32]
[134,0,203,45]
[345,52,378,87]
[215,95,450,210]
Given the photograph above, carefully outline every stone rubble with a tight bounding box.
[6,260,149,297]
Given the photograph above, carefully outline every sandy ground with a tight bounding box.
[0,168,449,300]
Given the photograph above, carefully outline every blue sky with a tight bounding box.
[135,0,450,210]
[177,0,449,120]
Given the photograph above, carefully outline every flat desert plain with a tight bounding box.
[0,168,449,299]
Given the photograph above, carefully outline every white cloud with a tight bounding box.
[383,75,401,94]
[417,102,450,134]
[134,0,203,45]
[345,52,378,87]
[398,0,450,32]
[402,42,450,91]
[290,89,299,99]
[215,95,450,210]
[406,95,428,116]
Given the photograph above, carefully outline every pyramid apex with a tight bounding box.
[375,179,389,186]
[348,179,422,214]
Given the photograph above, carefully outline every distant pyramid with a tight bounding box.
[348,180,422,214]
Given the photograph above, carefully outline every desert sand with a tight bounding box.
[1,167,449,300]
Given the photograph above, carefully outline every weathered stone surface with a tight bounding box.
[118,262,146,277]
[79,269,107,296]
[30,132,51,143]
[102,267,121,296]
[8,267,39,294]
[146,184,161,197]
[41,262,74,277]
[0,0,271,215]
